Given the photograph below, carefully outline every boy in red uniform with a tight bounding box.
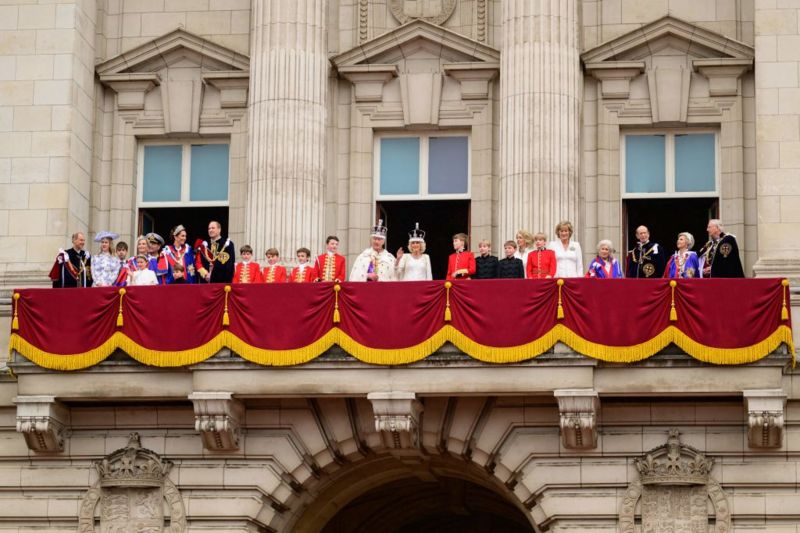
[446,232,476,280]
[526,232,557,279]
[315,235,346,282]
[290,248,317,283]
[262,248,287,283]
[233,245,262,284]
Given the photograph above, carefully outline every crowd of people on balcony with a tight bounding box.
[49,217,744,288]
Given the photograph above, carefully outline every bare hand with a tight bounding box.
[396,247,404,259]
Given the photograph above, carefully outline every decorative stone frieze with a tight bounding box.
[14,395,68,453]
[389,0,456,26]
[367,392,423,450]
[620,429,730,533]
[189,392,244,451]
[554,389,599,449]
[743,389,786,449]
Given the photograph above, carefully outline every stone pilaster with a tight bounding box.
[246,0,328,258]
[499,0,581,242]
[753,0,800,282]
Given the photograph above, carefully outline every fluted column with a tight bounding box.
[499,0,581,241]
[246,0,327,258]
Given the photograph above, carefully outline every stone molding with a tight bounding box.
[337,65,398,102]
[14,395,68,453]
[443,63,499,100]
[584,61,645,99]
[743,389,786,449]
[693,58,753,97]
[554,389,599,449]
[202,71,251,108]
[367,392,423,450]
[389,0,456,26]
[99,73,160,111]
[189,392,244,451]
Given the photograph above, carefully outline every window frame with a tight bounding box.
[373,131,471,201]
[620,129,720,199]
[137,138,231,208]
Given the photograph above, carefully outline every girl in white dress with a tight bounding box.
[395,223,433,281]
[548,220,584,278]
[128,255,158,286]
[91,231,120,287]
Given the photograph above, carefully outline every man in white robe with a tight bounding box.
[349,220,396,282]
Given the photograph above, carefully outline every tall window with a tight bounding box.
[374,133,470,200]
[138,140,230,206]
[621,131,718,198]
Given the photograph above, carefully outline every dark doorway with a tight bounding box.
[138,207,229,247]
[624,198,718,266]
[377,200,470,280]
[322,475,533,533]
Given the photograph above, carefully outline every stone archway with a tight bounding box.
[285,455,535,533]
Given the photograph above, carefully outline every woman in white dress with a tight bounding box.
[128,255,158,286]
[395,223,432,281]
[548,220,584,278]
[514,230,534,277]
[91,231,120,287]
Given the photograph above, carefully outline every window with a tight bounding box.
[621,131,718,198]
[138,140,230,206]
[375,133,470,200]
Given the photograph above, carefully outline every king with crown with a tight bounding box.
[349,219,396,282]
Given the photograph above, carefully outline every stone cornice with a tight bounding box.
[581,15,754,63]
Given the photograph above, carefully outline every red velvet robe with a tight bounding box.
[233,262,263,284]
[315,253,346,282]
[262,264,288,284]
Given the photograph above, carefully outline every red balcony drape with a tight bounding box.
[9,279,794,370]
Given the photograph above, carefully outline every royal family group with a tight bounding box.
[50,217,744,289]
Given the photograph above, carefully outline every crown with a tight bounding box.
[371,219,388,239]
[635,429,713,486]
[408,222,426,243]
[95,432,172,488]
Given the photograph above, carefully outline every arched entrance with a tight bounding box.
[287,455,535,533]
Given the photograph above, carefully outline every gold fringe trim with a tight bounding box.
[228,330,337,366]
[8,327,796,370]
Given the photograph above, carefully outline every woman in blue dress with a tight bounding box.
[664,232,700,279]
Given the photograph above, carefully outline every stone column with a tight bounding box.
[246,0,327,259]
[753,0,800,282]
[499,0,581,242]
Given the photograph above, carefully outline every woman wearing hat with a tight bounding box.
[164,225,196,284]
[91,231,120,287]
[395,223,432,281]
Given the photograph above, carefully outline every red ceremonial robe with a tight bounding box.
[234,262,263,284]
[262,264,288,283]
[315,253,346,282]
[446,251,476,280]
[526,249,557,279]
[290,264,318,283]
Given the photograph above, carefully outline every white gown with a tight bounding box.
[395,254,432,281]
[548,239,584,278]
[349,248,397,281]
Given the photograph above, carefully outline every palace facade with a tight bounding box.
[1,0,799,531]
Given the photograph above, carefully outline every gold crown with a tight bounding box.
[635,429,713,486]
[95,432,172,488]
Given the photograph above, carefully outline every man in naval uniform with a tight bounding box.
[195,220,236,284]
[626,225,666,278]
[49,232,92,288]
[698,219,744,278]
[145,232,170,285]
[349,220,396,282]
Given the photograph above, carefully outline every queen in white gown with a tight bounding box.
[395,223,432,281]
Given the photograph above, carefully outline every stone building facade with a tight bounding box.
[0,0,799,531]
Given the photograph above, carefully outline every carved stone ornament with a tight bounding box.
[554,389,599,449]
[743,389,786,449]
[620,429,730,533]
[14,395,69,453]
[79,433,186,533]
[189,391,244,451]
[367,392,423,450]
[390,0,457,26]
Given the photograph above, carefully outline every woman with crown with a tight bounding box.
[395,223,432,281]
[349,219,397,282]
